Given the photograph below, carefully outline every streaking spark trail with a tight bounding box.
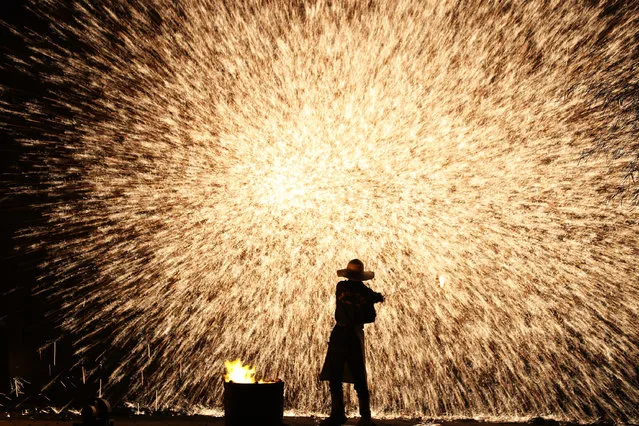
[2,0,639,422]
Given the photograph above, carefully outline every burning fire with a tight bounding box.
[224,359,257,383]
[224,359,277,384]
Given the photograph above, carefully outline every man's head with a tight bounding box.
[337,259,375,281]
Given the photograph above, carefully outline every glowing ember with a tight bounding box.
[438,275,446,288]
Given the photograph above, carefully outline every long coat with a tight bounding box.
[319,324,366,384]
[319,280,382,384]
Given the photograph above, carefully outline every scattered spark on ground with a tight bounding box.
[2,0,639,422]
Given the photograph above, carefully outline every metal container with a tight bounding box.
[223,380,284,426]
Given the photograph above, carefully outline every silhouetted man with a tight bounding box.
[320,259,384,426]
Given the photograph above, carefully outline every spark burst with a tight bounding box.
[2,0,639,422]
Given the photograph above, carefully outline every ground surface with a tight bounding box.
[0,416,530,426]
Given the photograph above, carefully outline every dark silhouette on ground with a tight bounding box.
[319,259,385,426]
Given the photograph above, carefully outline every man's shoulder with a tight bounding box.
[337,280,370,292]
[336,280,350,290]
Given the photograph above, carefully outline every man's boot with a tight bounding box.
[320,390,347,426]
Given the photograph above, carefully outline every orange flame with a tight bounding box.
[224,359,257,383]
[224,359,279,383]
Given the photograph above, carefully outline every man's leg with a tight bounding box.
[321,328,348,425]
[353,380,371,419]
[329,380,346,420]
[346,331,374,424]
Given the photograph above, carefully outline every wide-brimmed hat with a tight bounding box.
[337,259,374,281]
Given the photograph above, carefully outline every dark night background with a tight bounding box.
[2,1,181,411]
[1,0,86,410]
